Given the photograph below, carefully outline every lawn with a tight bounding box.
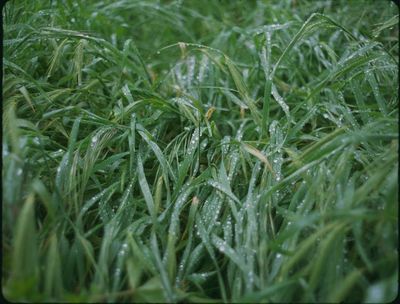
[2,0,398,302]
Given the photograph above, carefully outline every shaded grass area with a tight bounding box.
[2,0,398,302]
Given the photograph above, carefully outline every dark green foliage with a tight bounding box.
[2,0,398,302]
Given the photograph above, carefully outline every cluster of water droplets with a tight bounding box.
[185,243,204,274]
[187,127,202,155]
[90,134,99,148]
[221,136,231,155]
[173,61,186,90]
[169,188,192,237]
[207,180,231,198]
[171,96,196,111]
[98,197,118,223]
[296,198,306,212]
[250,22,292,36]
[186,56,195,87]
[227,122,245,181]
[271,84,291,121]
[31,136,40,146]
[113,242,129,279]
[80,188,109,216]
[223,215,233,245]
[269,121,284,183]
[200,196,222,232]
[243,161,262,211]
[188,271,214,284]
[197,55,209,83]
[213,236,230,254]
[119,179,135,210]
[172,52,211,93]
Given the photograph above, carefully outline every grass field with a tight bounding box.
[2,0,399,302]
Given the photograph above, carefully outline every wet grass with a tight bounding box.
[2,0,399,302]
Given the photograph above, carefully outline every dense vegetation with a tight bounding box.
[2,0,398,302]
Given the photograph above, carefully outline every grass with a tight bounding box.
[2,0,398,302]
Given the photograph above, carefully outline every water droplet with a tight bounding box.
[91,135,98,147]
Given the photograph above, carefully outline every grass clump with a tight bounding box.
[2,0,398,302]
